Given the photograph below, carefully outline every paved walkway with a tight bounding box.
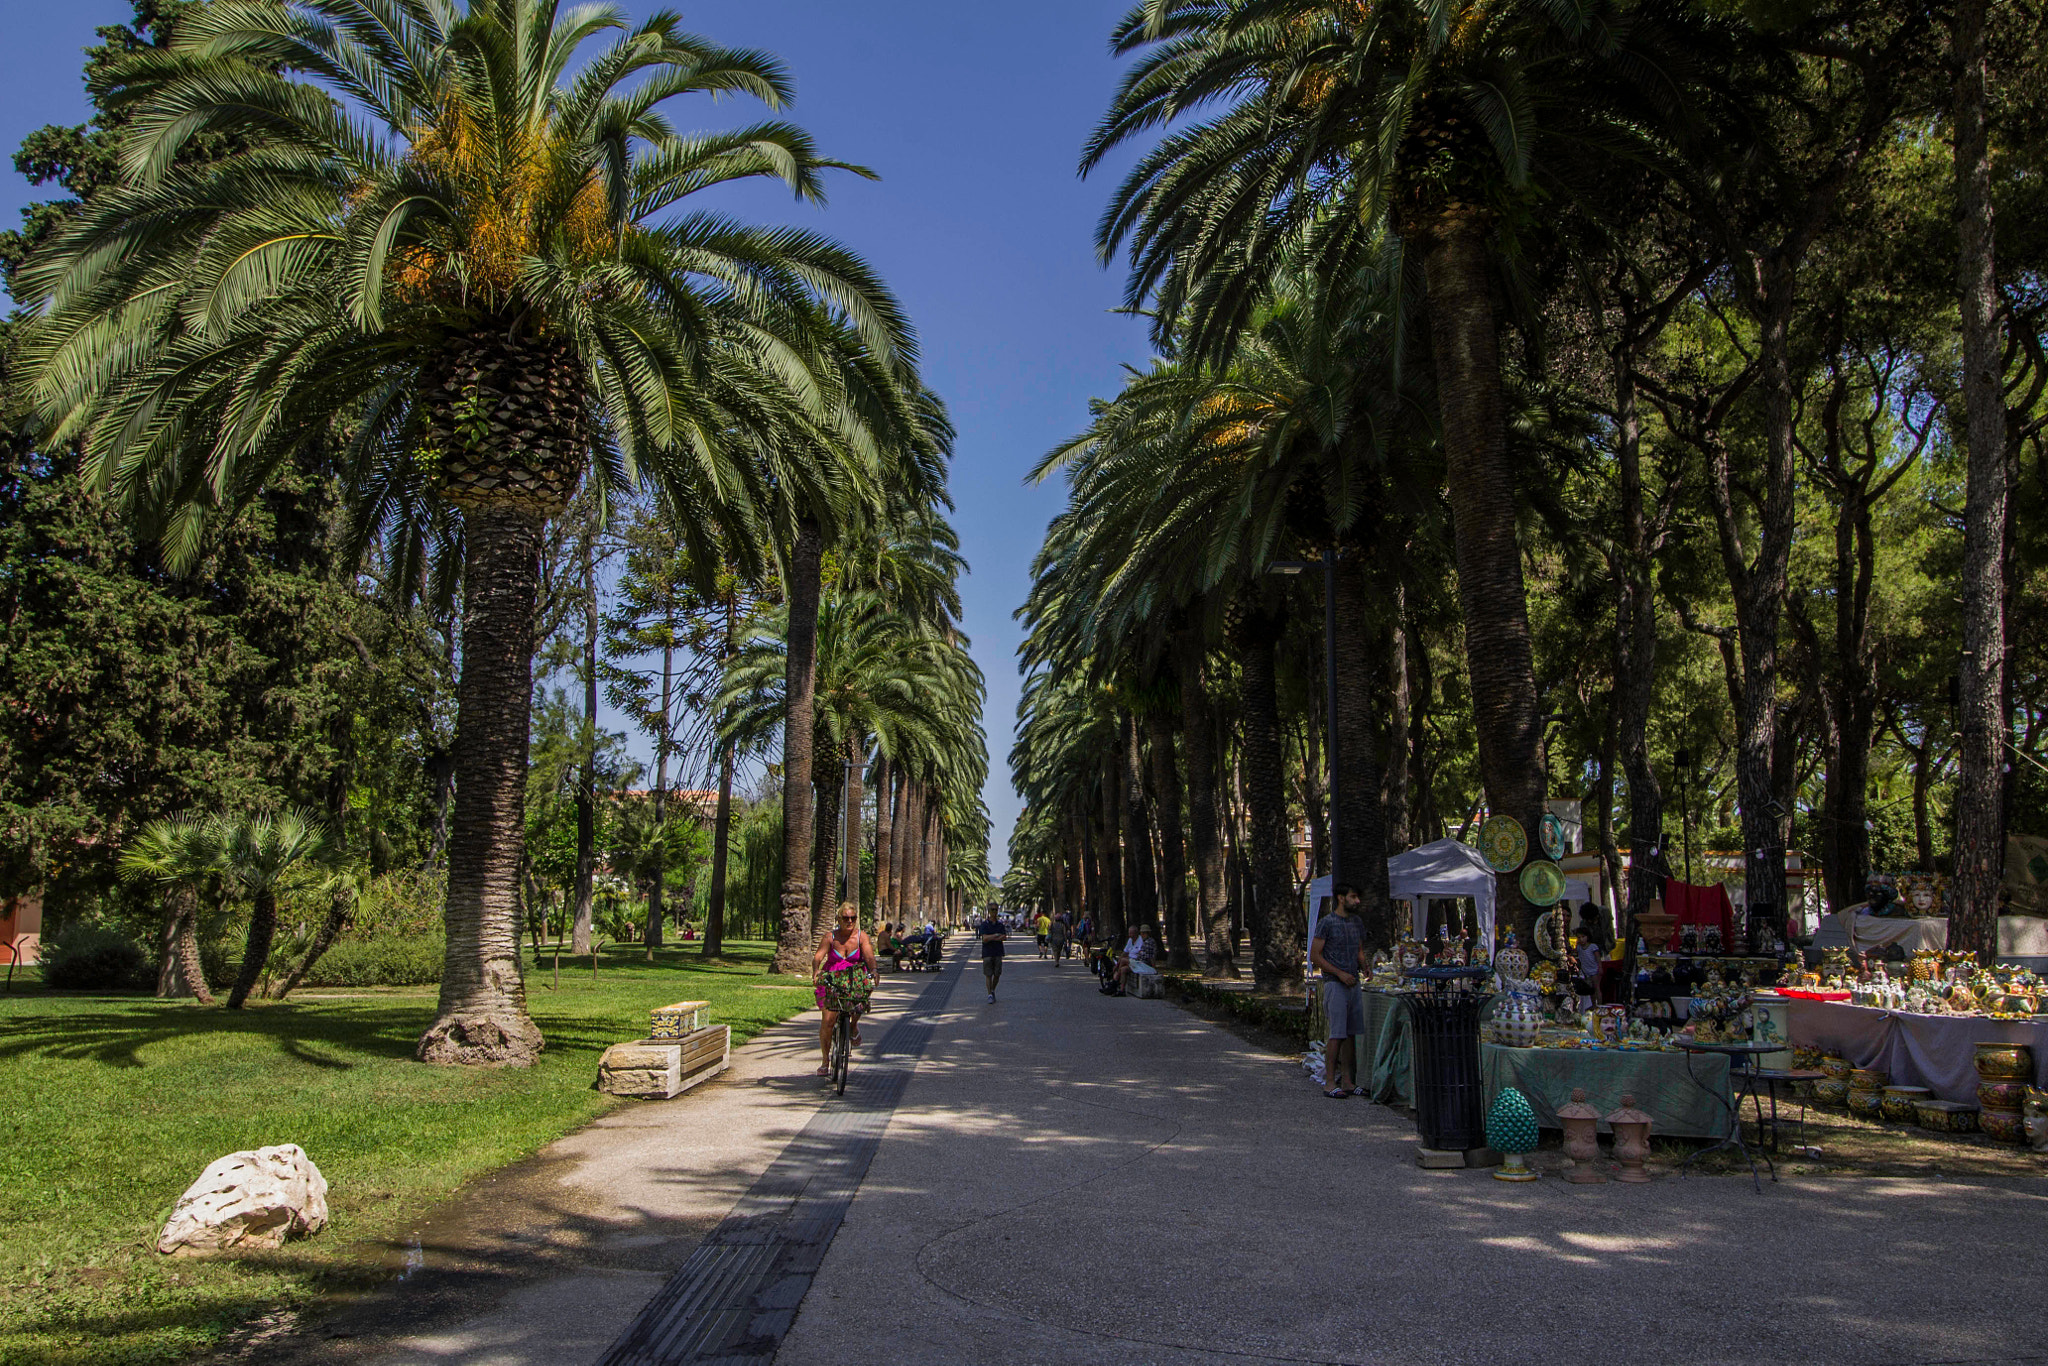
[359,946,2048,1366]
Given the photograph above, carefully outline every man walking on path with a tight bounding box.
[1049,911,1071,963]
[977,908,1007,1003]
[1035,910,1052,957]
[1312,884,1369,1098]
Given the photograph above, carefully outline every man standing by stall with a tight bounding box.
[1313,884,1369,1098]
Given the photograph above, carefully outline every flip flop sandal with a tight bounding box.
[1324,1087,1349,1099]
[815,1066,831,1076]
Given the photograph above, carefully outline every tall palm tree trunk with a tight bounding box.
[1097,757,1126,943]
[573,533,598,957]
[1383,574,1412,854]
[1950,0,2008,961]
[1147,711,1193,969]
[421,505,546,1063]
[844,737,865,920]
[273,882,354,1000]
[773,517,824,973]
[1614,354,1667,964]
[1238,597,1296,989]
[812,761,843,932]
[703,740,735,957]
[873,756,895,922]
[156,888,211,1002]
[646,642,672,957]
[1122,715,1157,931]
[228,891,279,1010]
[1419,210,1547,945]
[1332,552,1392,947]
[1177,629,1234,976]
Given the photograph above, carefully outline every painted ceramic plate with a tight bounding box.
[1539,811,1568,861]
[1478,814,1528,872]
[1520,858,1568,908]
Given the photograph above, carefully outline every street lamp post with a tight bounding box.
[1270,544,1342,892]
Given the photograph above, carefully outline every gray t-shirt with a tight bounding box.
[1314,912,1364,982]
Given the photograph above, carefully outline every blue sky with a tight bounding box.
[0,1,1162,876]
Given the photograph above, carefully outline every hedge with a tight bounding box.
[1161,973,1315,1044]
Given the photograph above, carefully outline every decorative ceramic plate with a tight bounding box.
[1539,811,1568,861]
[1520,858,1568,908]
[1478,814,1528,872]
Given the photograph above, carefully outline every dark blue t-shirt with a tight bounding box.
[976,917,1006,959]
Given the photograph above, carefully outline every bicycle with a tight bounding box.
[818,966,870,1097]
[829,1009,852,1095]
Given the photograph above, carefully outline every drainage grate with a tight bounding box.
[595,962,961,1365]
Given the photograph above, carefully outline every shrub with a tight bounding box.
[298,933,445,987]
[41,923,152,991]
[1161,974,1316,1044]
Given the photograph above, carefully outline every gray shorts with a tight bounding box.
[1321,979,1365,1038]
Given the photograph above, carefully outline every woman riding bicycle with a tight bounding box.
[812,902,877,1078]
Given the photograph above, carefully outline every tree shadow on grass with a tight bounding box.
[0,999,431,1070]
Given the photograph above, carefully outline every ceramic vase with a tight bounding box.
[1494,934,1530,985]
[1879,1086,1930,1122]
[1493,986,1543,1049]
[1821,1055,1852,1081]
[1847,1087,1883,1119]
[1980,1107,2025,1144]
[1556,1088,1606,1184]
[1606,1095,1654,1183]
[1486,1088,1541,1182]
[1974,1042,2034,1083]
[1978,1081,2029,1112]
[1813,1078,1850,1106]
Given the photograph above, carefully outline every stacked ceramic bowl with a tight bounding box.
[1880,1085,1931,1122]
[1814,1055,1852,1107]
[1975,1043,2034,1143]
[1847,1067,1889,1119]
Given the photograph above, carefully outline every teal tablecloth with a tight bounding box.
[1481,1044,1733,1139]
[1362,989,1411,1105]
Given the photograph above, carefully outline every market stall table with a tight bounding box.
[1784,998,2048,1102]
[1480,1043,1732,1140]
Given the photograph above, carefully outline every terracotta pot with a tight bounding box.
[1978,1081,2030,1112]
[1847,1087,1884,1119]
[1974,1042,2035,1082]
[1606,1094,1654,1183]
[1980,1107,2026,1144]
[1879,1086,1930,1122]
[1556,1088,1606,1185]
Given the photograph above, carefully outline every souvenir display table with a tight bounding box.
[1481,1041,1733,1139]
[1784,998,2048,1103]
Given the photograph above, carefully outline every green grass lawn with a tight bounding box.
[0,940,813,1366]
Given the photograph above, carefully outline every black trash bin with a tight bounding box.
[1402,967,1492,1151]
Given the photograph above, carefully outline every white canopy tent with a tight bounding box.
[1306,838,1591,954]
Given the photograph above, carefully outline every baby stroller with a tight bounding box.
[895,930,946,972]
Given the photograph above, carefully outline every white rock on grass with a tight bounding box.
[156,1144,330,1256]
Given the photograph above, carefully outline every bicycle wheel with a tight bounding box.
[831,1016,850,1095]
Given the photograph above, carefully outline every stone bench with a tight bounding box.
[598,1024,730,1099]
[1128,961,1164,999]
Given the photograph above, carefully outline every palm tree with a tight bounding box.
[719,584,986,937]
[120,814,226,1003]
[221,809,328,1009]
[22,0,919,1063]
[1082,0,1694,939]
